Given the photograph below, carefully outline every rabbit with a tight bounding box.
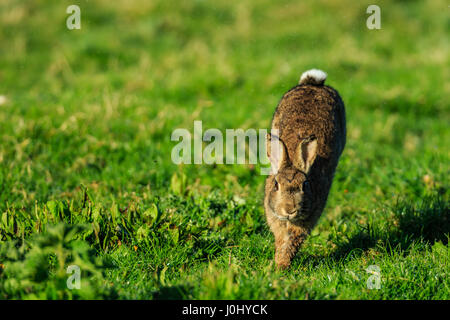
[264,69,346,269]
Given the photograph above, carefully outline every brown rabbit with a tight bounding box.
[264,69,346,269]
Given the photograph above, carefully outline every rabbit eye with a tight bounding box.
[303,180,310,191]
[274,179,279,191]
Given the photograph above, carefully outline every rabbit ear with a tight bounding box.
[294,135,318,173]
[266,133,288,174]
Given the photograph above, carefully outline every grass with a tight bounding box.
[0,0,449,299]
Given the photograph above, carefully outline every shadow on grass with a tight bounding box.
[319,194,449,263]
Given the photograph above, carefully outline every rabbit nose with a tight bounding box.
[282,208,298,218]
[287,210,298,217]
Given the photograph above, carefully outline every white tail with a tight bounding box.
[299,69,327,86]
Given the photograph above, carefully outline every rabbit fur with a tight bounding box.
[264,69,346,269]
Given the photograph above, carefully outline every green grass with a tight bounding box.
[0,0,449,299]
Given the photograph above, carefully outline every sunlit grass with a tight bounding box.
[0,0,448,299]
